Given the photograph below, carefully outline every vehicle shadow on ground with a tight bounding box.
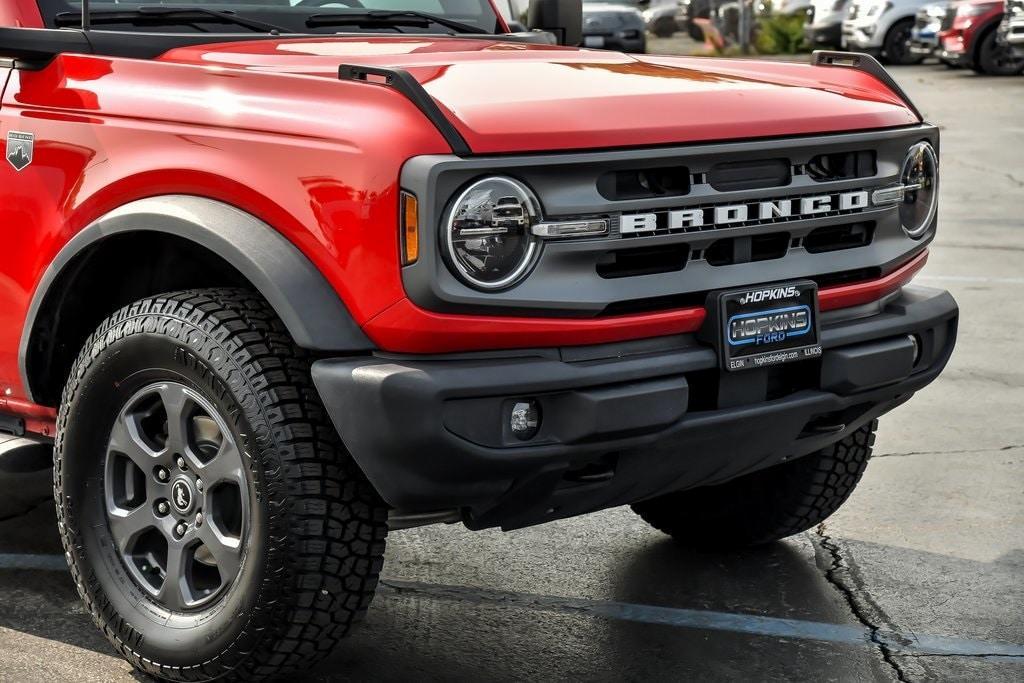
[0,504,117,658]
[2,504,1021,682]
[314,533,895,681]
[313,522,1023,682]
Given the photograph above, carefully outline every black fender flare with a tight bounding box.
[20,195,373,402]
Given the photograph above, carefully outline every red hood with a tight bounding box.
[159,37,919,154]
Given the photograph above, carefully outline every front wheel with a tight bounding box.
[882,19,923,65]
[651,16,676,38]
[55,289,389,681]
[974,30,1024,75]
[632,421,877,548]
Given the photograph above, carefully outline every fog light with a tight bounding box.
[510,400,541,441]
[909,334,922,365]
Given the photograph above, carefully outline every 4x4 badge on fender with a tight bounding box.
[6,131,33,171]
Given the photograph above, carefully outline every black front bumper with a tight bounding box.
[313,286,957,530]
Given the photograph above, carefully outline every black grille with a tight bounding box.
[805,150,876,182]
[705,232,790,266]
[804,221,875,253]
[596,244,689,279]
[403,125,936,320]
[708,158,791,192]
[597,165,690,201]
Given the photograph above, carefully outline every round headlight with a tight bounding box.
[444,177,541,290]
[899,142,939,239]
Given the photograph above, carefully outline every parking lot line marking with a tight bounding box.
[380,579,1024,659]
[3,556,1022,660]
[918,275,1024,285]
[0,553,67,571]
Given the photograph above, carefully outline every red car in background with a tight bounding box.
[939,0,1024,73]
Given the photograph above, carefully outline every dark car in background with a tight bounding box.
[583,0,648,51]
[909,1,953,57]
[940,0,1024,73]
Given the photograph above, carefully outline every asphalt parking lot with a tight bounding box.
[1,64,1022,683]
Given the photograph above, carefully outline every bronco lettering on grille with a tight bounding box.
[619,190,871,235]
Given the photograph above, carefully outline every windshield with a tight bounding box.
[36,0,504,33]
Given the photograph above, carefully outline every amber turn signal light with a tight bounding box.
[400,191,419,265]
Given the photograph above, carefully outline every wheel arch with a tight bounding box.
[969,15,1005,66]
[20,195,372,406]
[882,14,916,43]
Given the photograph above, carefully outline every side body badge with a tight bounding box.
[6,131,33,171]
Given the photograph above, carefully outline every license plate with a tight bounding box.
[713,281,822,372]
[583,36,605,47]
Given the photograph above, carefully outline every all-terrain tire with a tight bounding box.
[55,288,389,681]
[632,421,877,548]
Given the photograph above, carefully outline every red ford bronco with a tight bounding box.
[0,0,956,679]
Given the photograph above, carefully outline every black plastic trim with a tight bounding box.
[812,50,924,121]
[0,28,92,68]
[0,28,547,67]
[0,414,26,437]
[312,285,957,524]
[339,64,472,156]
[20,196,372,403]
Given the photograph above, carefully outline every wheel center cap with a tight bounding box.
[170,478,195,514]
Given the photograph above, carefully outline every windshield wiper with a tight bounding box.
[55,6,294,34]
[306,11,488,35]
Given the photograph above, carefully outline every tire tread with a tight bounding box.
[54,288,388,682]
[632,421,877,547]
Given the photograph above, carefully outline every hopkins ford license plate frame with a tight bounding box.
[710,280,823,372]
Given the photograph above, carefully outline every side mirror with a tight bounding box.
[527,0,583,46]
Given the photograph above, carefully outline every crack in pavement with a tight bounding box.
[814,523,909,682]
[873,444,1024,459]
[897,653,1024,661]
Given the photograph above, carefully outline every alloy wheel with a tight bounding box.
[104,382,249,611]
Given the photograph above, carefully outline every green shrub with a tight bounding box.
[755,13,809,54]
